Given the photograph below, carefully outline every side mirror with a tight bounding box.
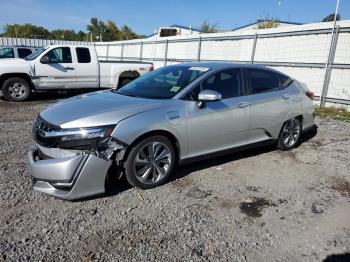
[197,89,222,108]
[198,89,222,102]
[40,55,50,64]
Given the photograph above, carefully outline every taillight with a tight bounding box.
[149,66,154,72]
[306,91,315,100]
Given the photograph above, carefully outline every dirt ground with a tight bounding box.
[0,94,349,261]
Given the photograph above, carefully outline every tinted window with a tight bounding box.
[45,47,72,63]
[247,69,280,94]
[18,48,33,58]
[0,48,14,58]
[116,65,208,99]
[274,72,293,88]
[187,69,243,100]
[76,48,91,63]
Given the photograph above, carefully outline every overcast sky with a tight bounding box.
[0,0,348,34]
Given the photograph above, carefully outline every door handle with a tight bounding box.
[282,94,290,99]
[237,102,250,108]
[64,67,75,70]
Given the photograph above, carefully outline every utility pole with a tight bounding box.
[320,0,340,107]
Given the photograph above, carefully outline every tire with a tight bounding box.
[124,135,176,189]
[277,117,302,150]
[2,77,31,102]
[118,78,132,88]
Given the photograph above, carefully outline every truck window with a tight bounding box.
[46,47,72,63]
[18,48,33,58]
[0,48,14,58]
[76,48,91,63]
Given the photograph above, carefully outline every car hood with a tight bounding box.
[40,90,163,129]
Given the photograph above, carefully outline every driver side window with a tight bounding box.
[45,47,72,63]
[186,68,243,100]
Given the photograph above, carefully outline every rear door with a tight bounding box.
[74,47,98,88]
[185,68,250,158]
[35,46,77,89]
[243,68,295,143]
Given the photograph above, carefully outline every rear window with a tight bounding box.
[18,48,33,58]
[0,48,14,58]
[247,69,280,94]
[76,48,91,63]
[274,72,293,88]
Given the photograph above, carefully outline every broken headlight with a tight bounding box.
[35,125,116,150]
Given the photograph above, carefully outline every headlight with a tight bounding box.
[34,124,116,150]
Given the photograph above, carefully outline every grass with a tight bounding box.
[314,106,350,122]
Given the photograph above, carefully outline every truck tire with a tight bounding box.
[2,77,31,102]
[118,78,133,88]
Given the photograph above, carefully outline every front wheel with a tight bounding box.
[277,117,302,150]
[2,77,31,102]
[124,135,176,189]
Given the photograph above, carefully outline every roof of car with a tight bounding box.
[171,61,270,70]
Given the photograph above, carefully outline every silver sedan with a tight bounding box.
[28,62,315,200]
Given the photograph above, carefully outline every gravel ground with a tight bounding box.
[0,95,350,262]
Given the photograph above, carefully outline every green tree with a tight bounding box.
[2,23,49,38]
[257,19,279,29]
[199,20,218,33]
[50,29,79,41]
[105,20,120,41]
[322,13,341,22]
[87,17,108,41]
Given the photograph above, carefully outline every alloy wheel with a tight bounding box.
[281,118,301,147]
[133,141,172,185]
[8,82,27,99]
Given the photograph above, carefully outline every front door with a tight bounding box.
[185,68,250,158]
[35,46,77,89]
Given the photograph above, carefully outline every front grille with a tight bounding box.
[33,115,60,147]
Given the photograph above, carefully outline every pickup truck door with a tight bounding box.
[35,46,77,89]
[73,47,99,88]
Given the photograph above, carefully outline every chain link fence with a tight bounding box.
[95,21,350,108]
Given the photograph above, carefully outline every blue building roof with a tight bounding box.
[232,20,303,31]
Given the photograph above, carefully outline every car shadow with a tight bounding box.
[73,125,318,202]
[323,253,350,262]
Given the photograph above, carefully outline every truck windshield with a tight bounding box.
[25,47,47,61]
[115,65,210,99]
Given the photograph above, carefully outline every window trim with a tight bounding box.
[182,67,245,101]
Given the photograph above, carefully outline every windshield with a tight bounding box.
[115,65,210,99]
[25,47,47,61]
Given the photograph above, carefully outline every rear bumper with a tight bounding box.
[27,148,111,200]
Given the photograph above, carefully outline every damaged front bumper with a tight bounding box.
[27,146,112,200]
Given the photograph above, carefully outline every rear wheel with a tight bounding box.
[124,135,176,189]
[2,77,31,102]
[277,117,302,150]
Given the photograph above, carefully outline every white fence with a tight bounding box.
[95,20,350,108]
[0,37,90,47]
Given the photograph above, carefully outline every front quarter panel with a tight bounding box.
[111,100,188,159]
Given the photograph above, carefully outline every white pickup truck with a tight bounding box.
[0,45,153,101]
